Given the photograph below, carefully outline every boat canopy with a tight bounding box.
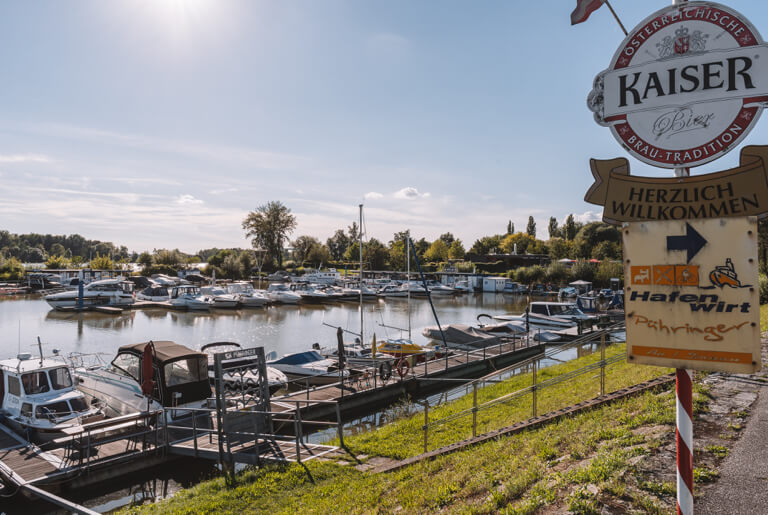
[118,340,207,363]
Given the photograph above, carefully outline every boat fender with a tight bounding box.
[379,362,392,381]
[396,358,410,378]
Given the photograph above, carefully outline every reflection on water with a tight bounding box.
[0,293,529,360]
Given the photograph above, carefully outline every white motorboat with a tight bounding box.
[150,274,181,286]
[225,282,269,307]
[1,350,103,443]
[169,285,214,310]
[424,280,456,296]
[377,284,409,297]
[200,342,288,394]
[73,341,212,419]
[421,321,527,347]
[136,285,170,302]
[290,283,332,303]
[311,342,395,368]
[453,280,472,293]
[200,286,240,309]
[339,282,378,300]
[267,350,349,386]
[44,278,135,310]
[266,283,301,304]
[493,301,593,331]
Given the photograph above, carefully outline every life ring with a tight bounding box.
[379,361,392,381]
[396,358,410,378]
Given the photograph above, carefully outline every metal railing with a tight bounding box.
[421,326,625,452]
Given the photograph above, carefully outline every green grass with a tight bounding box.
[123,345,678,514]
[760,303,768,332]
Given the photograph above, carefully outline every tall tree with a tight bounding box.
[424,240,449,262]
[526,216,537,237]
[292,235,321,266]
[438,232,455,246]
[347,221,360,242]
[548,217,559,239]
[448,240,466,260]
[326,229,350,261]
[242,201,297,268]
[563,214,578,241]
[507,220,513,235]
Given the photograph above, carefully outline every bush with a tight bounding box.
[0,257,24,280]
[474,261,507,274]
[760,273,768,304]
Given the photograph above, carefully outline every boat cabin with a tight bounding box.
[0,354,99,440]
[529,301,590,320]
[110,341,211,407]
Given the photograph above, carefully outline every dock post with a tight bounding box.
[193,412,198,457]
[335,402,344,448]
[472,382,478,438]
[423,400,429,453]
[294,411,302,463]
[253,411,261,468]
[532,360,538,418]
[600,332,606,396]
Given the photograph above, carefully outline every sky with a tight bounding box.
[2,0,768,254]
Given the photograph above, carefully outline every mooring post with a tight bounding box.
[254,411,261,468]
[600,332,606,396]
[423,399,429,453]
[335,402,344,448]
[193,412,198,457]
[532,360,538,418]
[472,382,478,438]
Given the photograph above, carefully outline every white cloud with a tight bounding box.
[176,194,204,205]
[394,187,430,200]
[0,154,51,163]
[574,210,602,224]
[364,191,383,199]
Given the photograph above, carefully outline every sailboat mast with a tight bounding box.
[407,232,411,340]
[359,204,364,346]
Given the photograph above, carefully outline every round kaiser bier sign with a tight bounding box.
[588,2,768,168]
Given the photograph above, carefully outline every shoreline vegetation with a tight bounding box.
[120,344,722,514]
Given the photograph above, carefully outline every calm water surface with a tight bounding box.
[0,293,529,360]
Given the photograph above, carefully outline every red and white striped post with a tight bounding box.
[676,369,694,515]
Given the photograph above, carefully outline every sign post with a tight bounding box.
[580,2,767,513]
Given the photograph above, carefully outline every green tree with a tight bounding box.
[548,217,559,239]
[548,237,571,260]
[526,216,537,238]
[500,233,534,254]
[50,243,66,257]
[221,254,243,279]
[563,214,578,241]
[306,244,332,267]
[544,262,570,286]
[0,257,24,280]
[424,240,449,262]
[469,235,504,255]
[570,260,597,283]
[89,253,114,270]
[363,239,388,270]
[388,240,406,270]
[138,252,154,268]
[239,251,254,277]
[438,232,455,247]
[448,240,465,260]
[591,241,621,261]
[154,249,185,267]
[242,201,298,269]
[347,221,360,242]
[507,221,513,235]
[326,230,350,261]
[595,260,623,288]
[344,242,360,262]
[293,235,321,266]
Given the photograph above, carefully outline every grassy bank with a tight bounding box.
[124,345,682,514]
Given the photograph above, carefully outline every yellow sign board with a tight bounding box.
[623,217,761,374]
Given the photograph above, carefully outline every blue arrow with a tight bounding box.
[666,222,707,263]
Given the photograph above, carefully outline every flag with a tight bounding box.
[571,0,604,25]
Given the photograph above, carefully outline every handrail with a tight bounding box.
[421,326,626,451]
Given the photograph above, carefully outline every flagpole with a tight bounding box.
[603,1,628,36]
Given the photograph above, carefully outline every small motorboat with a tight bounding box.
[136,285,170,302]
[44,278,135,310]
[290,283,332,303]
[1,347,103,443]
[169,285,214,310]
[373,338,438,362]
[377,284,409,298]
[200,286,240,309]
[225,282,268,307]
[266,283,302,304]
[267,351,349,387]
[200,342,287,394]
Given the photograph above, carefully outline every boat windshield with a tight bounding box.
[22,371,50,394]
[272,351,324,365]
[110,352,141,381]
[49,367,73,390]
[69,396,89,413]
[164,357,208,386]
[35,401,71,420]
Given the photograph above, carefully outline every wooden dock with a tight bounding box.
[271,339,545,420]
